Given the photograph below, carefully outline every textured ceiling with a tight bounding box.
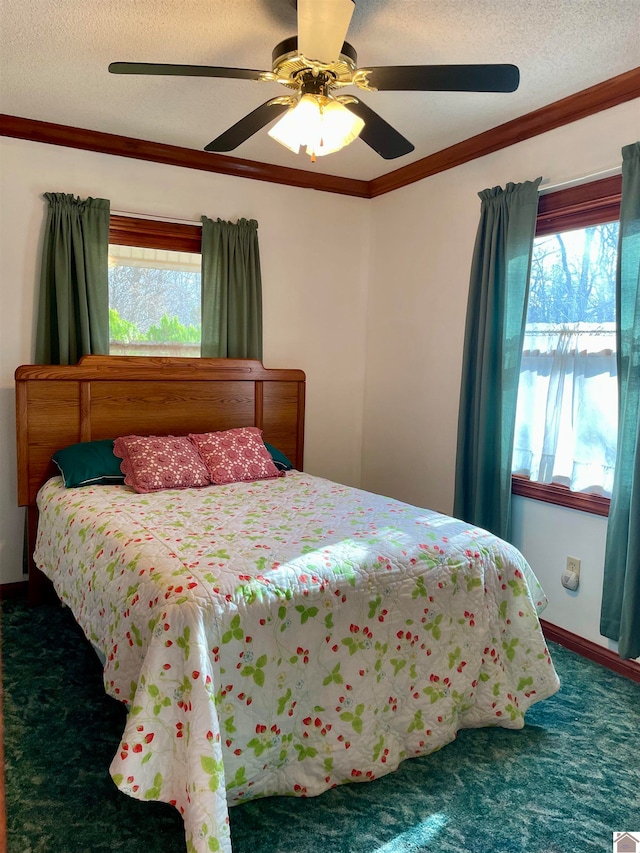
[1,0,639,181]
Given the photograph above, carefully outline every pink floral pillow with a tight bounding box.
[113,435,211,494]
[189,428,283,485]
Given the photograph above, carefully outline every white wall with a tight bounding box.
[361,99,640,650]
[0,137,371,583]
[511,496,611,648]
[2,101,639,653]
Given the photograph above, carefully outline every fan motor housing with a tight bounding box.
[271,36,358,88]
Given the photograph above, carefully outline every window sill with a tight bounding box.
[511,476,610,517]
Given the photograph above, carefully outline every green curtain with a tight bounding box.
[453,178,541,541]
[200,216,263,359]
[35,193,110,364]
[601,141,640,660]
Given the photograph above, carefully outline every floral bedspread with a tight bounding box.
[35,472,560,853]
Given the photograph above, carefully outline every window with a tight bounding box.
[511,176,622,515]
[108,215,202,357]
[109,244,201,356]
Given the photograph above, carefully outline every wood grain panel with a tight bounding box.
[25,449,64,504]
[16,357,305,383]
[15,382,29,506]
[16,376,68,506]
[80,382,92,441]
[254,381,264,431]
[262,382,303,468]
[25,383,80,444]
[296,383,306,471]
[23,383,82,497]
[110,215,202,252]
[89,380,255,438]
[536,174,621,236]
[512,476,610,517]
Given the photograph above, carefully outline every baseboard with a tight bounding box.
[541,618,640,683]
[0,581,28,600]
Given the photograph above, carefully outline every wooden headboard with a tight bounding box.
[15,356,306,601]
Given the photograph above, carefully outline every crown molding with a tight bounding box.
[0,113,371,199]
[1,66,639,199]
[369,66,640,197]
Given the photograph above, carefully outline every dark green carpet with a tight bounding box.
[3,599,639,853]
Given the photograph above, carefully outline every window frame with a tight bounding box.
[108,215,203,355]
[511,174,621,517]
[109,215,202,252]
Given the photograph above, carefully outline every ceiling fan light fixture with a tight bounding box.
[268,93,364,159]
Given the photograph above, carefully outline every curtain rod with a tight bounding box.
[539,164,621,194]
[110,209,202,226]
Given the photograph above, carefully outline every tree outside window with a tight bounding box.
[511,175,621,515]
[107,216,202,357]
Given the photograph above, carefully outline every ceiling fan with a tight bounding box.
[109,0,519,162]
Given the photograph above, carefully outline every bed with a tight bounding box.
[16,356,560,853]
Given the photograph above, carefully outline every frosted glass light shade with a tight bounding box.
[268,94,364,158]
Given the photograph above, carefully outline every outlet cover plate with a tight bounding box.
[566,556,581,576]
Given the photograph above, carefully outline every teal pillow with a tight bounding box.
[264,442,294,471]
[52,439,125,487]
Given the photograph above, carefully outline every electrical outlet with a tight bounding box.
[562,556,581,591]
[566,556,581,576]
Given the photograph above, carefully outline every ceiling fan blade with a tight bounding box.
[346,98,414,160]
[204,100,290,152]
[298,0,355,64]
[365,64,520,93]
[108,62,265,81]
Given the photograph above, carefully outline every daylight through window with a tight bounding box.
[108,244,202,357]
[512,220,619,497]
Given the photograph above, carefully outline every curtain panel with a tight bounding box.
[601,141,640,660]
[453,178,541,541]
[200,217,263,359]
[35,193,110,364]
[512,324,617,496]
